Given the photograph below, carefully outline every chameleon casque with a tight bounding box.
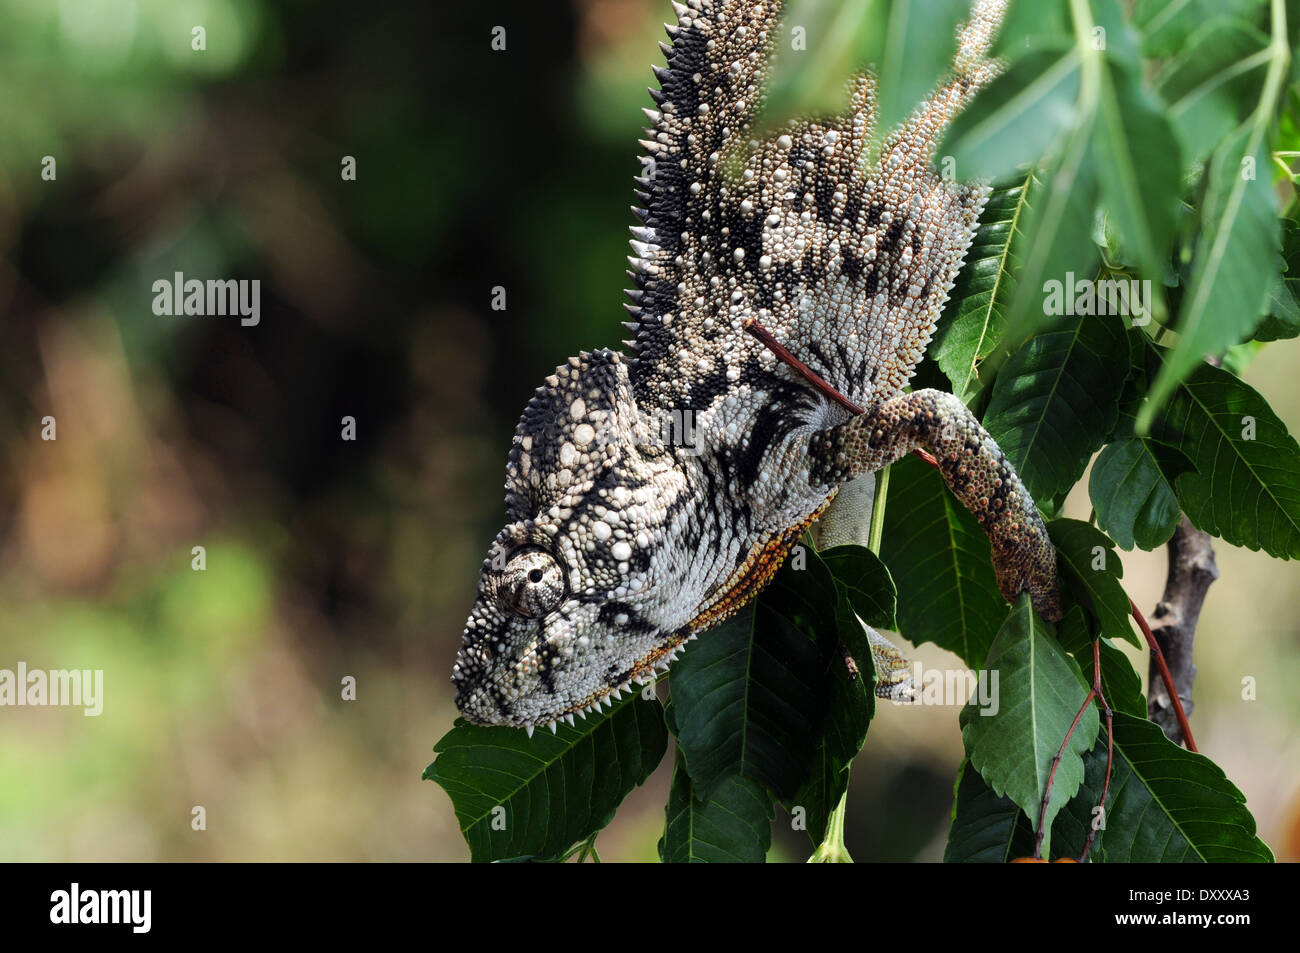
[453,0,1061,733]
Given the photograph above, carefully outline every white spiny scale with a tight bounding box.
[525,724,534,738]
[548,720,557,734]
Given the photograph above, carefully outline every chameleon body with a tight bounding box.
[453,0,1060,732]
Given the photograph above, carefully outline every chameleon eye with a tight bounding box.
[499,549,565,618]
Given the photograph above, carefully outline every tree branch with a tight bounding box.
[1146,517,1219,746]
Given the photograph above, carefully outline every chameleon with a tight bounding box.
[452,0,1061,733]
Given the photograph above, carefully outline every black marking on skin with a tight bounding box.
[888,276,910,309]
[735,381,818,492]
[807,341,834,380]
[814,162,837,222]
[535,622,561,695]
[844,193,863,227]
[881,217,906,258]
[687,363,735,409]
[598,601,653,637]
[842,250,865,281]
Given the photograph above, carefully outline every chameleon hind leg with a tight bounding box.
[809,388,1062,621]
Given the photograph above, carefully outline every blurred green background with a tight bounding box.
[0,0,1296,862]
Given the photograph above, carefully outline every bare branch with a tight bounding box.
[1146,517,1219,745]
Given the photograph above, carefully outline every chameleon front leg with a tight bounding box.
[809,388,1062,621]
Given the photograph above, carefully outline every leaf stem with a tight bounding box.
[1130,598,1198,752]
[1079,639,1115,862]
[564,832,601,863]
[868,464,890,557]
[808,790,854,863]
[808,459,893,864]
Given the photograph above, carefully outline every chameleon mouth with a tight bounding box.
[519,629,694,737]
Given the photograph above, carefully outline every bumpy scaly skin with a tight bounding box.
[453,0,1059,732]
[809,390,1061,617]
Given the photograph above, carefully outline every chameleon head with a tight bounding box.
[452,349,689,731]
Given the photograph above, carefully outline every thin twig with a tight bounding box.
[742,318,865,414]
[1079,639,1114,862]
[1036,682,1096,860]
[742,318,939,470]
[1131,598,1198,753]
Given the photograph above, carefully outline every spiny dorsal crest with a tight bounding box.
[623,0,1008,411]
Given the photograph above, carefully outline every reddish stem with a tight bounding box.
[742,318,939,470]
[1130,599,1197,753]
[1036,684,1096,860]
[1036,639,1117,862]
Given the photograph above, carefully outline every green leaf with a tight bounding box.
[424,693,668,862]
[788,581,879,843]
[1255,216,1300,341]
[982,311,1130,500]
[820,543,897,628]
[992,0,1071,58]
[659,749,774,863]
[1088,438,1181,550]
[666,555,838,800]
[1142,129,1281,427]
[944,760,1037,862]
[867,0,970,136]
[960,594,1098,859]
[938,47,1082,181]
[880,454,1007,668]
[1156,18,1271,163]
[763,0,885,124]
[1135,0,1267,58]
[1048,518,1139,647]
[1145,343,1300,558]
[1002,123,1101,350]
[1092,60,1181,293]
[933,174,1034,403]
[1056,605,1147,718]
[1055,713,1273,862]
